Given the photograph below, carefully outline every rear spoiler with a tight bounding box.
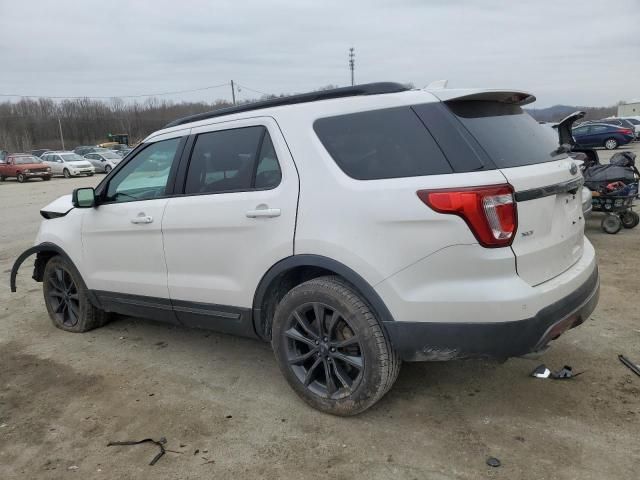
[428,88,536,106]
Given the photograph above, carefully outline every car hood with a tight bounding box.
[40,194,74,219]
[15,162,47,169]
[67,160,93,168]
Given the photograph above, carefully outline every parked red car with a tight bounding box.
[0,154,52,182]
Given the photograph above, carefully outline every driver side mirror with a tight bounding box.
[72,187,96,208]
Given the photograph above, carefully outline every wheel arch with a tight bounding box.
[252,254,395,340]
[10,242,77,292]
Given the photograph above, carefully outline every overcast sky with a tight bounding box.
[1,0,638,107]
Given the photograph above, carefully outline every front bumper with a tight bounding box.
[384,266,599,361]
[24,172,51,178]
[72,168,94,175]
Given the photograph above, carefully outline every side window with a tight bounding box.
[591,125,608,134]
[573,127,588,135]
[184,126,280,194]
[254,132,282,189]
[105,138,181,203]
[314,107,453,180]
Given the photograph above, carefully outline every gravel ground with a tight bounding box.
[1,145,639,480]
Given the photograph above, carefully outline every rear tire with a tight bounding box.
[604,138,618,150]
[0,175,5,181]
[43,256,111,332]
[17,173,25,183]
[601,214,622,234]
[43,176,51,181]
[621,210,639,229]
[272,276,400,416]
[63,168,71,178]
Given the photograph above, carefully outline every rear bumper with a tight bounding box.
[384,266,599,361]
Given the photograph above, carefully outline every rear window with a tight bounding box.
[313,107,452,180]
[446,101,566,168]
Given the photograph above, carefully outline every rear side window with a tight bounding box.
[446,101,566,168]
[185,126,281,194]
[314,107,452,180]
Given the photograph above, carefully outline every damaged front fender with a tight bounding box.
[10,243,70,292]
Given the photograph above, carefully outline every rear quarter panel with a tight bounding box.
[275,93,510,286]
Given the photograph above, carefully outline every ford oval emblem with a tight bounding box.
[569,163,578,175]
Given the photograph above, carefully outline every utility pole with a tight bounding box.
[349,47,355,86]
[57,117,65,150]
[230,80,236,105]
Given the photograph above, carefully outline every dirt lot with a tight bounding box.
[1,146,639,480]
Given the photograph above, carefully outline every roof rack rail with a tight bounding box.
[164,82,409,128]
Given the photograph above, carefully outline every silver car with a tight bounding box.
[84,151,122,173]
[41,152,95,178]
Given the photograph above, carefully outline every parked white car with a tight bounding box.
[11,83,599,415]
[41,151,95,178]
[83,151,122,173]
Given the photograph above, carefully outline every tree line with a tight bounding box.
[0,97,242,152]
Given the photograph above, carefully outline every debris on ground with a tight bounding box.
[107,437,167,466]
[486,457,501,468]
[531,364,583,379]
[618,354,640,377]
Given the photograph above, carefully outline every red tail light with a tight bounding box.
[417,185,517,248]
[619,128,633,135]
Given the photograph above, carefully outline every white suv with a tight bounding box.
[11,83,599,415]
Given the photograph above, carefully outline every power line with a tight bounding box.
[0,83,230,100]
[235,83,270,96]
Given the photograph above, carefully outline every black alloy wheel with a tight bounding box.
[46,265,81,328]
[284,302,364,399]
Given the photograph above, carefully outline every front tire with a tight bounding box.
[17,173,25,183]
[604,138,618,150]
[43,256,110,332]
[104,165,112,174]
[272,276,400,416]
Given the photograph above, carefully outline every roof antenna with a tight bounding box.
[425,79,448,89]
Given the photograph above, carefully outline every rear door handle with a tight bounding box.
[131,214,153,224]
[246,207,281,218]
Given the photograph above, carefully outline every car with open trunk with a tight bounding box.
[11,83,599,415]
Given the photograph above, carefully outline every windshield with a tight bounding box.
[14,156,42,164]
[626,119,640,125]
[102,152,121,159]
[61,153,86,162]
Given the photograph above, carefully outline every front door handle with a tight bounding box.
[131,214,153,224]
[246,207,281,218]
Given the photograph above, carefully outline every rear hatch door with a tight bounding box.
[442,98,585,286]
